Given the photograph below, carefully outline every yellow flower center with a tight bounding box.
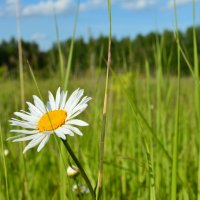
[38,110,67,132]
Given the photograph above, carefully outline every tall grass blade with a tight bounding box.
[63,0,79,90]
[145,61,156,200]
[171,1,181,199]
[54,13,64,84]
[97,0,112,199]
[16,0,25,109]
[0,126,9,200]
[15,1,29,198]
[192,0,200,199]
[54,11,67,200]
[141,128,156,200]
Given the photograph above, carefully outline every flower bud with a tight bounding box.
[4,149,9,156]
[67,165,79,177]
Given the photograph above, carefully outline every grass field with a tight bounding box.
[0,71,199,199]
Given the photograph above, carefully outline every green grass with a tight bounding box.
[0,73,199,199]
[0,0,199,199]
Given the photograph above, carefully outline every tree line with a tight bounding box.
[0,26,199,77]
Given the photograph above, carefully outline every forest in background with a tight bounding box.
[0,25,200,77]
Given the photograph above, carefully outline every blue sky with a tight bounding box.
[0,0,200,50]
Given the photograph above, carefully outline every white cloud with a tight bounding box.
[121,0,157,10]
[5,0,18,13]
[168,0,199,8]
[79,0,106,11]
[1,0,72,16]
[0,0,161,16]
[79,0,157,11]
[22,0,71,16]
[6,0,18,4]
[31,33,47,42]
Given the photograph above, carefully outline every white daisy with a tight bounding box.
[8,88,92,153]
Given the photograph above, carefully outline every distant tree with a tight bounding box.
[0,26,199,77]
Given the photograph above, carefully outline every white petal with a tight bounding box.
[37,135,50,152]
[7,134,26,140]
[68,104,88,118]
[55,129,66,139]
[64,88,80,111]
[55,87,61,109]
[67,96,91,117]
[68,105,88,119]
[66,89,84,112]
[46,102,51,111]
[64,125,83,136]
[10,120,37,129]
[66,119,88,126]
[10,118,37,126]
[14,112,39,123]
[13,134,40,142]
[78,96,92,106]
[57,127,74,136]
[27,102,43,117]
[60,91,68,109]
[73,96,92,109]
[20,110,33,115]
[23,134,45,153]
[48,91,56,110]
[33,95,46,113]
[10,129,39,134]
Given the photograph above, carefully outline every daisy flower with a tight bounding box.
[8,88,92,153]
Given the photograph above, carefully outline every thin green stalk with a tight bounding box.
[16,1,29,198]
[54,13,64,84]
[98,44,104,69]
[61,139,96,199]
[27,62,44,100]
[0,126,9,200]
[96,0,112,199]
[142,131,156,200]
[175,38,195,78]
[171,1,181,199]
[145,60,151,125]
[16,0,25,109]
[63,0,79,90]
[155,32,163,192]
[54,12,67,200]
[145,60,156,200]
[192,0,200,199]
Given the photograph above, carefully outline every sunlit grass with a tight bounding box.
[0,73,199,199]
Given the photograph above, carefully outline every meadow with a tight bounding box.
[0,1,200,200]
[0,71,199,199]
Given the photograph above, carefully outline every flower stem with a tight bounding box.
[61,139,96,199]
